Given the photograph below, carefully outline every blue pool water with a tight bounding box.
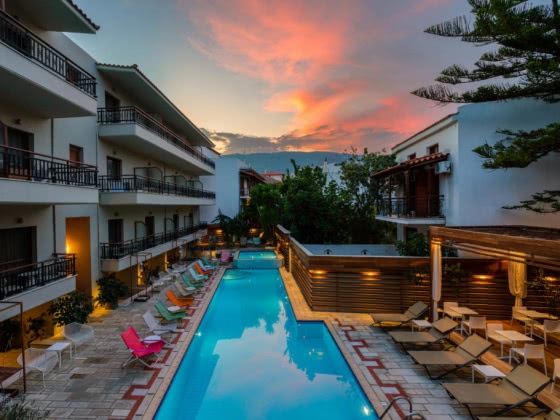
[156,268,376,419]
[237,250,278,259]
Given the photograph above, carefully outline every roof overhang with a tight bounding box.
[392,113,457,154]
[97,64,214,148]
[240,168,266,183]
[372,152,449,179]
[430,225,560,271]
[6,0,99,33]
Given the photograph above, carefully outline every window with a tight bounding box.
[427,144,439,155]
[108,219,123,244]
[69,145,83,167]
[106,157,121,178]
[0,227,36,269]
[407,153,416,160]
[105,91,120,108]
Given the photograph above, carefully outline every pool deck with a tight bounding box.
[7,262,548,420]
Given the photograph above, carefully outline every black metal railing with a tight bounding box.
[0,11,96,97]
[0,145,98,186]
[99,175,215,199]
[0,254,76,300]
[97,106,215,169]
[100,223,208,259]
[377,195,444,218]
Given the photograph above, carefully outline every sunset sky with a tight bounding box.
[71,0,483,154]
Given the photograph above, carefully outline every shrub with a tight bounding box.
[48,292,93,327]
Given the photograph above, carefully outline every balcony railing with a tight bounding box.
[0,254,76,300]
[377,195,444,218]
[0,10,96,97]
[97,106,215,169]
[0,144,98,186]
[100,223,208,259]
[99,175,215,199]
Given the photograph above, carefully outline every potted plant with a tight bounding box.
[95,275,128,309]
[48,292,94,326]
[25,313,47,346]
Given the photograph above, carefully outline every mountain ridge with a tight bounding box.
[224,151,347,174]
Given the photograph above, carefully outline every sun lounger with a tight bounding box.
[193,261,213,276]
[188,266,208,282]
[175,280,197,297]
[220,250,231,265]
[143,311,178,344]
[478,407,560,420]
[389,317,458,350]
[408,333,492,379]
[154,301,185,321]
[181,274,204,289]
[443,364,551,419]
[370,301,428,328]
[195,259,215,271]
[200,256,218,267]
[166,289,193,308]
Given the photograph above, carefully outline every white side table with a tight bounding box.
[46,342,72,368]
[412,320,431,331]
[167,306,182,313]
[471,364,506,383]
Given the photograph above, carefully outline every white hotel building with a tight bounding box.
[372,99,560,242]
[0,1,215,322]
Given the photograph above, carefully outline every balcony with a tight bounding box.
[97,107,215,175]
[0,145,98,204]
[99,175,215,206]
[100,223,208,272]
[0,10,97,117]
[376,195,446,225]
[0,254,76,319]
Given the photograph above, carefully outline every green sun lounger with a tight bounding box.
[154,301,185,321]
[443,364,551,419]
[408,333,492,379]
[181,274,204,289]
[370,301,428,328]
[389,317,458,350]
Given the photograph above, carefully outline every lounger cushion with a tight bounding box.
[432,317,458,334]
[506,363,551,396]
[442,382,527,405]
[409,350,471,365]
[389,331,438,344]
[371,313,410,323]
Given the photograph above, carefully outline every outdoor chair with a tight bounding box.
[551,359,560,391]
[442,364,551,419]
[487,322,512,358]
[188,266,208,282]
[408,333,492,379]
[461,316,487,337]
[533,320,560,347]
[17,348,58,387]
[181,274,204,289]
[166,289,193,308]
[62,322,94,354]
[370,301,428,329]
[175,280,197,297]
[510,344,547,375]
[388,317,457,350]
[143,311,178,344]
[512,306,536,335]
[479,408,560,420]
[154,301,186,321]
[193,261,213,276]
[443,301,461,320]
[121,326,165,368]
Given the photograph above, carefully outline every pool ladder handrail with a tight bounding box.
[378,396,426,420]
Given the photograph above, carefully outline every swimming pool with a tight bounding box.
[234,250,282,268]
[156,268,375,419]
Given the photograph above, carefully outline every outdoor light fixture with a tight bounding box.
[362,271,380,277]
[309,270,327,275]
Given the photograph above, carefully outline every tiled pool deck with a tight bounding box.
[9,264,543,420]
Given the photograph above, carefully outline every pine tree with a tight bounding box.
[412,0,560,213]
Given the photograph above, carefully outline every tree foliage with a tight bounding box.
[412,0,560,212]
[395,232,430,256]
[246,183,282,241]
[48,292,93,326]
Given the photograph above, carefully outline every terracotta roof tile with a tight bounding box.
[371,152,449,179]
[66,0,100,30]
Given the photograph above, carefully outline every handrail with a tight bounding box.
[99,175,215,199]
[97,106,215,169]
[379,396,426,420]
[377,195,444,218]
[0,254,76,300]
[100,222,208,259]
[0,144,98,186]
[0,10,96,97]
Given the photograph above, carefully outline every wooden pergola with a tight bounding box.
[429,225,560,319]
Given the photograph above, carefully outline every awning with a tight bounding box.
[97,64,214,148]
[372,152,449,179]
